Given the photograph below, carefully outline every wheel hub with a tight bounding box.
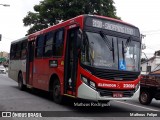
[54,85,60,97]
[141,92,148,102]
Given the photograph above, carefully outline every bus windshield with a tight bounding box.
[81,31,141,72]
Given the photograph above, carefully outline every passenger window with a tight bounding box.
[21,41,27,59]
[15,43,21,59]
[10,44,16,60]
[36,35,44,57]
[44,32,54,57]
[53,29,64,56]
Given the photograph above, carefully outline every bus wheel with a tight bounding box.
[139,90,152,105]
[18,73,25,91]
[53,79,63,104]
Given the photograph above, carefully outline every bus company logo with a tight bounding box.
[117,83,120,88]
[98,83,116,88]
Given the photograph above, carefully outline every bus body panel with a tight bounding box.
[9,59,26,83]
[77,83,140,101]
[9,14,141,102]
[32,58,64,91]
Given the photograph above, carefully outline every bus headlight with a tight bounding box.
[90,81,96,89]
[135,82,140,92]
[81,76,88,84]
[81,75,96,90]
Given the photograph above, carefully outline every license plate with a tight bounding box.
[113,92,123,98]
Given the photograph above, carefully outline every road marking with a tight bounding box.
[114,101,160,111]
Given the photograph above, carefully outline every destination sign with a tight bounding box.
[85,17,140,37]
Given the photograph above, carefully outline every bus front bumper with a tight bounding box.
[77,83,140,101]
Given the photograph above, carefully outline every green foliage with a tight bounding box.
[0,57,6,62]
[23,0,120,34]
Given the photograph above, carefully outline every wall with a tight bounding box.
[141,56,160,74]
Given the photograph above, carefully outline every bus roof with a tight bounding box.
[11,36,27,44]
[28,15,84,39]
[28,14,137,39]
[91,14,134,27]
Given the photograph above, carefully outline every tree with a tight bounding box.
[23,0,120,34]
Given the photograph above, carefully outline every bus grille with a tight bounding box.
[97,88,135,97]
[92,69,139,81]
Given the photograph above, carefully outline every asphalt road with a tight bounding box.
[0,74,160,120]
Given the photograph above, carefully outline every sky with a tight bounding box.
[0,0,41,53]
[114,0,160,58]
[0,0,160,59]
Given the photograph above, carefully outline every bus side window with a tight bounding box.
[36,35,44,58]
[21,41,27,59]
[10,44,16,60]
[53,29,64,56]
[15,43,21,60]
[44,32,54,57]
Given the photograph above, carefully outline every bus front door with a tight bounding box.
[26,41,35,86]
[64,27,80,96]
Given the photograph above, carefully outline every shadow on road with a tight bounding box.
[149,102,160,108]
[125,98,160,109]
[9,85,160,117]
[12,86,130,112]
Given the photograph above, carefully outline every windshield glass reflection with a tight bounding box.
[81,31,140,72]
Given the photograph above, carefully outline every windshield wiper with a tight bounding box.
[122,41,125,61]
[99,31,113,51]
[112,38,115,62]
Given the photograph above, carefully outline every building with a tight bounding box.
[141,56,160,75]
[0,51,9,58]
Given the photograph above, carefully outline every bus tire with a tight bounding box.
[18,73,25,91]
[53,79,64,104]
[139,90,152,105]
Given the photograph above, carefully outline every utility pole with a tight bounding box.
[141,52,149,74]
[141,34,146,40]
[141,34,146,50]
[0,34,1,41]
[141,34,148,74]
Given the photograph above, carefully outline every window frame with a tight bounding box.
[147,66,151,72]
[53,28,65,57]
[44,31,54,57]
[35,35,45,58]
[21,40,27,59]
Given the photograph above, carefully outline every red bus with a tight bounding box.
[9,14,141,103]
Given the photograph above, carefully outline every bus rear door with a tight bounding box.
[26,40,35,86]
